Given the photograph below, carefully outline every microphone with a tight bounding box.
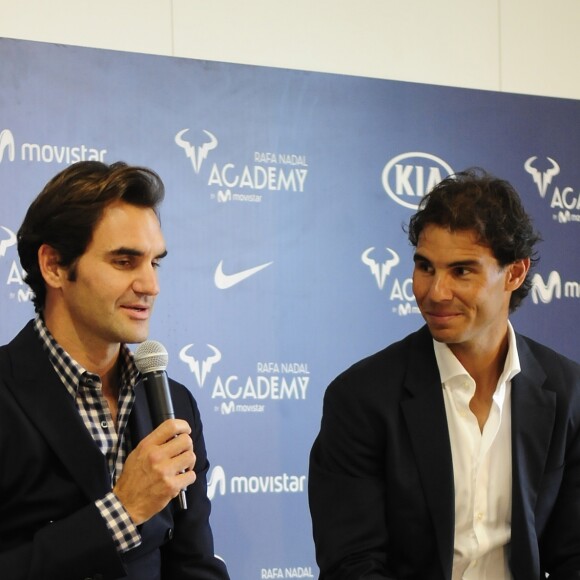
[134,340,187,510]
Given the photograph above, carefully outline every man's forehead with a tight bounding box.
[415,225,494,259]
[417,224,485,245]
[88,202,165,253]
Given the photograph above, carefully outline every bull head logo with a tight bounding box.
[0,226,17,257]
[524,156,560,198]
[361,247,400,290]
[175,129,218,173]
[179,343,222,387]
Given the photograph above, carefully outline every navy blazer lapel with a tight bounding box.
[509,334,556,577]
[400,328,454,580]
[129,381,154,445]
[4,321,111,500]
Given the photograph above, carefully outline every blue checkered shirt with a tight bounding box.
[34,316,142,553]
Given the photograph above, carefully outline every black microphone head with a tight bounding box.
[134,340,169,373]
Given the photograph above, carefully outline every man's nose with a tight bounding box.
[428,273,453,301]
[133,264,160,296]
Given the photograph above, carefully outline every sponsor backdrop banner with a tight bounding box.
[1,37,579,579]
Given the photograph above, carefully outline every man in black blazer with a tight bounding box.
[0,161,229,579]
[309,169,580,579]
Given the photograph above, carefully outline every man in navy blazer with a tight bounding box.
[309,169,580,579]
[0,161,229,579]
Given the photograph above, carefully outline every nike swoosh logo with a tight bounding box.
[214,260,273,289]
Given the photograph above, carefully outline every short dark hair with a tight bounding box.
[407,168,541,312]
[17,160,165,312]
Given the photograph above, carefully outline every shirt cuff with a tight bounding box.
[95,492,142,553]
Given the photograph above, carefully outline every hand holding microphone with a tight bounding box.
[135,340,189,511]
[113,341,194,525]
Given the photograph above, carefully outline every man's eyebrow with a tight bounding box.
[413,252,430,263]
[109,248,168,259]
[413,252,481,268]
[447,259,481,268]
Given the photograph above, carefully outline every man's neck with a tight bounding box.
[449,327,509,390]
[450,328,510,432]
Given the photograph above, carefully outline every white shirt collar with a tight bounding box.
[433,320,521,388]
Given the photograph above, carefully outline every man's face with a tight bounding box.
[55,200,166,350]
[412,224,520,353]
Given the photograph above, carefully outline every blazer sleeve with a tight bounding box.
[531,347,580,578]
[0,379,228,580]
[308,329,450,580]
[0,506,129,579]
[0,363,129,578]
[0,324,228,580]
[308,368,396,580]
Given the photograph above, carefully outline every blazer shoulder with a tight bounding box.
[167,376,197,403]
[516,332,580,410]
[342,325,431,375]
[326,325,434,398]
[0,320,41,376]
[517,333,580,378]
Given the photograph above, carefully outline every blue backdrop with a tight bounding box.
[1,37,579,579]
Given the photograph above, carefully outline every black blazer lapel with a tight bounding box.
[4,321,111,501]
[129,381,154,445]
[510,334,556,578]
[400,328,454,580]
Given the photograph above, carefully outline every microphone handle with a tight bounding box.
[143,370,188,510]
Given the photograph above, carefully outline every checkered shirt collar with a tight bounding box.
[33,316,140,395]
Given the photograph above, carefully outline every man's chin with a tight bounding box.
[426,325,461,345]
[119,325,150,346]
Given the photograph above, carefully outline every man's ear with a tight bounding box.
[38,244,66,289]
[505,257,531,291]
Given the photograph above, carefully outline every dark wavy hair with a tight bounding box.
[17,160,165,313]
[407,168,541,312]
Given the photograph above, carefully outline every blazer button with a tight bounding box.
[166,528,174,541]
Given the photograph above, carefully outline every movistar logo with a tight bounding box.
[207,465,227,500]
[531,271,580,304]
[0,128,106,164]
[0,129,15,163]
[531,272,562,304]
[206,465,306,499]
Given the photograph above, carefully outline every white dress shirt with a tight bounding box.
[434,322,521,580]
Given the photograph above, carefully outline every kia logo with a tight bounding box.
[382,152,453,210]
